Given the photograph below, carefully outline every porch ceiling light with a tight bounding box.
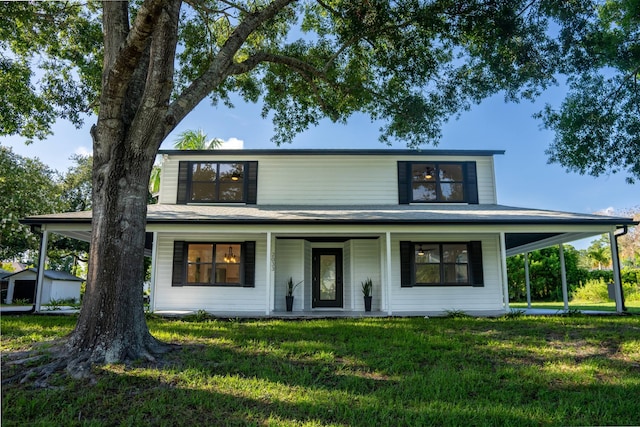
[417,245,425,256]
[424,167,433,180]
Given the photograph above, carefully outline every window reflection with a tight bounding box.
[410,163,466,203]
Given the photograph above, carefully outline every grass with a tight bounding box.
[2,314,640,426]
[510,301,640,314]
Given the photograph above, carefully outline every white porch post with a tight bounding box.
[34,227,49,313]
[385,232,393,315]
[265,231,273,315]
[609,231,624,313]
[559,244,569,311]
[148,232,158,312]
[499,232,510,311]
[524,252,532,309]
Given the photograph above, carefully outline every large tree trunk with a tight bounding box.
[62,0,180,370]
[65,141,165,365]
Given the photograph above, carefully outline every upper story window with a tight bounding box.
[398,161,478,204]
[191,162,244,202]
[177,161,258,204]
[412,163,465,202]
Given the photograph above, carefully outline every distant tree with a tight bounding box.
[586,236,612,270]
[172,129,221,150]
[47,155,93,274]
[617,208,640,268]
[149,129,221,197]
[60,154,93,212]
[538,0,640,183]
[507,245,588,301]
[585,208,640,269]
[0,146,63,260]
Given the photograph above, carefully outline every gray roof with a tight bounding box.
[157,148,506,157]
[21,204,637,227]
[3,268,84,282]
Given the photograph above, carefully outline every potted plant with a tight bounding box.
[286,277,303,312]
[361,278,373,312]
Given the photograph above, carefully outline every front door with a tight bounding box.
[312,248,343,308]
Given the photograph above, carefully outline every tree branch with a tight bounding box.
[101,0,166,110]
[165,0,298,135]
[128,0,182,154]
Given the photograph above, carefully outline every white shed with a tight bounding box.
[3,269,83,305]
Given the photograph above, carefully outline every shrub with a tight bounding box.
[572,279,610,303]
[572,278,640,303]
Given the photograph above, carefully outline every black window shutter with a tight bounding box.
[177,161,189,204]
[243,241,256,287]
[246,161,258,204]
[465,162,479,204]
[399,241,413,287]
[398,162,410,204]
[172,241,185,286]
[469,241,484,287]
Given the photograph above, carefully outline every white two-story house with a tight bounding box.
[22,149,636,315]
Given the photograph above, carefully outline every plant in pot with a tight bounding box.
[362,278,373,312]
[286,277,303,312]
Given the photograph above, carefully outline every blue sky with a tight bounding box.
[3,85,638,248]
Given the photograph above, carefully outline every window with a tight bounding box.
[412,163,465,202]
[397,161,478,204]
[400,241,484,287]
[190,162,244,202]
[177,161,258,204]
[414,243,469,285]
[172,241,256,287]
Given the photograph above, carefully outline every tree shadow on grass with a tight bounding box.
[3,316,640,426]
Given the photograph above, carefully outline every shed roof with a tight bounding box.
[3,268,84,282]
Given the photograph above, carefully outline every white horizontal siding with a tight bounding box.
[274,240,305,311]
[153,233,267,312]
[475,157,497,204]
[158,155,179,205]
[389,234,503,313]
[157,153,498,205]
[350,239,382,311]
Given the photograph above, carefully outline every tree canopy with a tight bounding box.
[537,0,640,183]
[2,0,605,147]
[0,146,62,259]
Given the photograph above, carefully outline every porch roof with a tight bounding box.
[21,203,635,227]
[21,204,636,256]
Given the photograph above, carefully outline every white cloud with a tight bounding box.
[218,137,244,149]
[75,146,93,157]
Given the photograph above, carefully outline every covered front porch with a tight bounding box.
[20,204,636,316]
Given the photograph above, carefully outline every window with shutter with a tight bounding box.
[176,161,258,204]
[171,241,256,287]
[399,241,483,287]
[398,161,478,204]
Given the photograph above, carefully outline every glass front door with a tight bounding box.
[312,249,343,308]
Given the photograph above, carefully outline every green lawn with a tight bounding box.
[2,314,640,426]
[510,301,640,314]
